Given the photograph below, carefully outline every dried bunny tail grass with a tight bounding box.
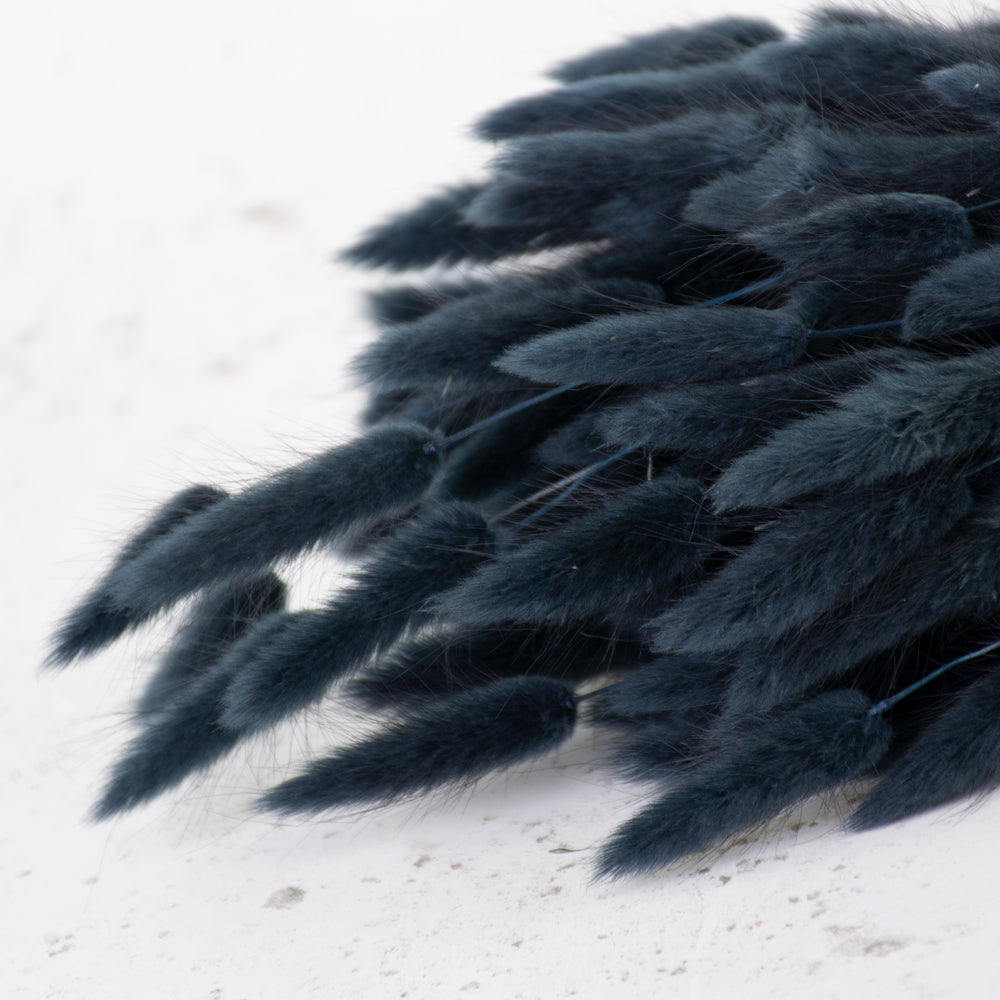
[54,7,1000,879]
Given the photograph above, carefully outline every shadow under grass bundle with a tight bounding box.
[50,8,1000,878]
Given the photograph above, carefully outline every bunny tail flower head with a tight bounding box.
[52,8,1000,878]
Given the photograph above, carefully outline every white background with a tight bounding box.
[4,2,1000,997]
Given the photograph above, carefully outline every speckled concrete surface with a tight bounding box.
[5,3,1000,998]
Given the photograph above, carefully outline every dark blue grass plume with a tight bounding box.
[50,8,1000,879]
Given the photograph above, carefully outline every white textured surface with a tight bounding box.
[4,2,1000,998]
